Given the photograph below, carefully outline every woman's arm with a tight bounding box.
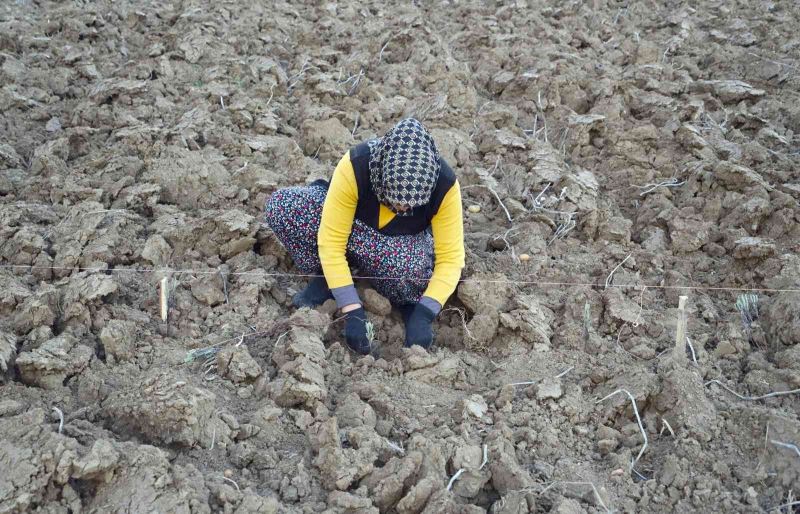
[318,153,361,310]
[421,181,465,313]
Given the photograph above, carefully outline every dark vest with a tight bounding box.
[348,142,456,236]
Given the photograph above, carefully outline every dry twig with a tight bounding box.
[555,366,574,379]
[660,418,675,437]
[509,379,539,387]
[386,440,405,455]
[446,468,465,491]
[538,481,611,513]
[339,68,365,95]
[549,215,576,244]
[634,177,686,196]
[597,389,648,470]
[265,84,276,107]
[442,307,475,341]
[378,34,397,63]
[605,254,631,289]
[479,444,488,470]
[771,440,800,459]
[52,407,64,435]
[771,500,800,513]
[746,52,800,73]
[496,227,519,259]
[756,422,770,472]
[222,476,240,491]
[705,380,800,401]
[462,184,513,223]
[287,59,312,91]
[219,268,229,304]
[232,161,249,176]
[686,336,698,365]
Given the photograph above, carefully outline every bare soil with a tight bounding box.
[1,1,799,513]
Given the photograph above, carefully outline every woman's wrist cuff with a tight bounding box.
[331,285,360,309]
[419,296,442,315]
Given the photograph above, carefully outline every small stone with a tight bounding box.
[70,439,120,482]
[1,331,17,375]
[362,288,391,316]
[536,379,563,400]
[518,253,530,262]
[191,277,226,306]
[596,425,621,441]
[99,320,137,363]
[356,355,375,367]
[320,298,338,316]
[253,374,270,399]
[495,384,515,409]
[220,413,239,431]
[573,426,590,436]
[235,423,261,441]
[629,344,655,360]
[224,469,234,478]
[16,334,93,389]
[293,410,314,430]
[621,422,641,438]
[597,439,618,455]
[733,237,776,260]
[694,79,765,103]
[140,234,172,266]
[103,371,216,447]
[401,345,439,371]
[301,118,355,160]
[453,394,491,423]
[464,395,488,418]
[554,498,586,514]
[336,393,377,429]
[217,345,262,384]
[714,340,737,358]
[598,216,632,243]
[45,117,62,132]
[467,205,481,213]
[0,400,25,417]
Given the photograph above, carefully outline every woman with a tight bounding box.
[265,118,465,354]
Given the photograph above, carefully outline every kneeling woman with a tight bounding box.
[265,118,465,354]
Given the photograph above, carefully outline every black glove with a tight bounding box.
[344,307,372,355]
[292,277,333,308]
[404,303,436,349]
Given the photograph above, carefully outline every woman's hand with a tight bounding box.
[404,303,436,349]
[343,306,372,355]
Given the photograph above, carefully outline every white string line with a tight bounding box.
[1,263,799,294]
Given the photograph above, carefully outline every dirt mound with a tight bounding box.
[1,0,799,512]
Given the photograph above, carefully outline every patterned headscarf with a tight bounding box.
[367,118,441,216]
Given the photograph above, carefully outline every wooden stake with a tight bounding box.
[160,277,170,322]
[673,295,688,364]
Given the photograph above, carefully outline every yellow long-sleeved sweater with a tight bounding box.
[318,152,465,312]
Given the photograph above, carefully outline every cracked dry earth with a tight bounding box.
[1,0,799,513]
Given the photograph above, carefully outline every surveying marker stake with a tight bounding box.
[160,276,170,323]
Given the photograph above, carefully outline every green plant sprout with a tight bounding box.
[365,320,375,345]
[735,293,759,329]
